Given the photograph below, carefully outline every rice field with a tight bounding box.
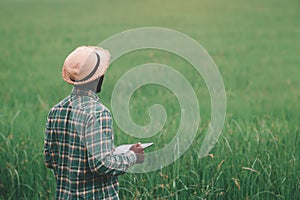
[0,0,299,199]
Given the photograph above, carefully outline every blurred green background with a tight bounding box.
[0,0,299,199]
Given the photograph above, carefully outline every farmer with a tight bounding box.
[44,46,144,199]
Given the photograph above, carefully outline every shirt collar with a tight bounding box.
[71,88,99,101]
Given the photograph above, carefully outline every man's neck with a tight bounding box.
[72,77,101,93]
[73,85,96,93]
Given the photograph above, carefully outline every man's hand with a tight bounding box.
[129,143,145,164]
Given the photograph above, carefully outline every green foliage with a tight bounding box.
[0,0,299,199]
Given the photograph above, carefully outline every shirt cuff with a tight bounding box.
[126,150,137,166]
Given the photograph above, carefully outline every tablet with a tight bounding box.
[114,143,153,155]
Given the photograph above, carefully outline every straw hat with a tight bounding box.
[62,46,111,85]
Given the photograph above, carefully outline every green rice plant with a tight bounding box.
[0,0,299,199]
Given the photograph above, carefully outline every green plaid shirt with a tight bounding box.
[44,88,136,199]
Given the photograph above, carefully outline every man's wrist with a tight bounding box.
[127,150,137,165]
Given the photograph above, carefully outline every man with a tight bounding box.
[44,46,144,199]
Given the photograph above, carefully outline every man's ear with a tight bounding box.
[96,76,105,93]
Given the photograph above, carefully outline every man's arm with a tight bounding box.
[44,117,57,170]
[84,110,137,176]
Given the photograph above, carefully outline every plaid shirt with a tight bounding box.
[44,88,136,199]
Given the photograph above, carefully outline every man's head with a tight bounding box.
[62,46,111,93]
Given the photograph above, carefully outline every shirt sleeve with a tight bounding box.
[84,110,136,175]
[44,113,58,170]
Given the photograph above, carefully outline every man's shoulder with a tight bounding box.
[68,94,111,116]
[47,94,111,118]
[47,95,71,116]
[86,100,110,116]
